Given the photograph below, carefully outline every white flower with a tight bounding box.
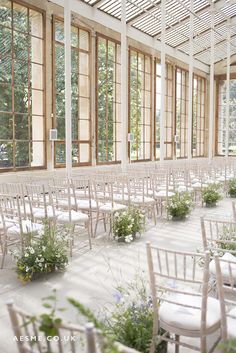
[42,246,46,252]
[25,266,29,272]
[29,248,35,254]
[25,253,29,257]
[39,263,43,267]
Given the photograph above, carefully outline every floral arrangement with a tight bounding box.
[69,274,168,353]
[166,192,192,219]
[202,184,222,207]
[113,208,145,243]
[228,179,236,198]
[12,223,69,283]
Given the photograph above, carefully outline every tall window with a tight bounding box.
[155,61,174,160]
[192,74,206,157]
[176,67,189,158]
[0,0,45,170]
[129,49,151,161]
[96,35,121,164]
[53,18,91,167]
[217,78,236,156]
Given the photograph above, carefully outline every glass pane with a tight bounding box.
[14,59,29,86]
[0,84,12,112]
[13,3,28,33]
[31,141,44,166]
[14,86,28,113]
[0,0,11,27]
[79,119,89,140]
[79,53,89,75]
[55,21,64,43]
[15,141,29,167]
[0,26,12,57]
[79,143,89,163]
[56,143,65,164]
[0,113,13,139]
[57,117,65,140]
[31,115,44,140]
[15,114,28,139]
[31,37,43,64]
[72,115,78,140]
[79,75,89,97]
[79,30,89,51]
[31,63,43,90]
[32,90,43,115]
[29,10,43,38]
[79,97,89,119]
[71,26,78,47]
[72,143,78,164]
[0,141,13,167]
[13,31,29,61]
[0,58,12,83]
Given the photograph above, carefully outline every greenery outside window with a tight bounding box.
[0,0,45,170]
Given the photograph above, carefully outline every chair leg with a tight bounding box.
[175,335,180,353]
[1,243,7,269]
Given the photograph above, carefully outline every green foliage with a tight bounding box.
[228,179,236,197]
[202,184,222,206]
[11,223,69,283]
[167,192,192,219]
[218,339,236,353]
[112,208,145,242]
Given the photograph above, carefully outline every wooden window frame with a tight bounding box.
[0,0,46,172]
[128,46,152,163]
[192,73,207,158]
[52,16,92,168]
[215,73,236,157]
[95,33,121,165]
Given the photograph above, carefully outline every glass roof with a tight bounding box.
[79,0,236,65]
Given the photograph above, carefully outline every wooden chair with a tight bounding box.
[214,254,236,346]
[7,301,141,353]
[146,243,221,353]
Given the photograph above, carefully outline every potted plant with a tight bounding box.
[12,223,69,283]
[113,208,145,243]
[166,192,192,221]
[202,184,222,207]
[228,179,236,198]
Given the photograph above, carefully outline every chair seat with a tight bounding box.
[20,205,39,216]
[228,307,236,338]
[155,190,175,197]
[159,292,221,333]
[113,194,129,202]
[209,252,236,282]
[57,210,88,223]
[7,220,44,235]
[76,199,101,210]
[99,203,127,212]
[130,195,155,204]
[33,206,62,219]
[57,198,77,207]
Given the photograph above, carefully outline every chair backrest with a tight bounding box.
[7,301,141,353]
[146,243,210,336]
[214,254,236,341]
[201,217,236,255]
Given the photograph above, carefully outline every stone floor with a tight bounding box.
[0,198,233,353]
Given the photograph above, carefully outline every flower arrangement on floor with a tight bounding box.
[12,223,69,283]
[228,179,236,198]
[113,208,145,243]
[69,275,168,353]
[166,192,193,220]
[202,184,222,207]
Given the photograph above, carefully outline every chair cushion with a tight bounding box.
[209,252,236,282]
[130,195,155,204]
[113,194,129,202]
[76,199,101,210]
[228,307,236,338]
[33,206,62,219]
[155,190,175,197]
[57,210,88,223]
[7,220,44,235]
[159,292,221,332]
[99,203,127,212]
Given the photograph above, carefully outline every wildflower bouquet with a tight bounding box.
[228,179,236,198]
[12,223,69,283]
[167,192,192,220]
[202,184,222,207]
[113,208,145,243]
